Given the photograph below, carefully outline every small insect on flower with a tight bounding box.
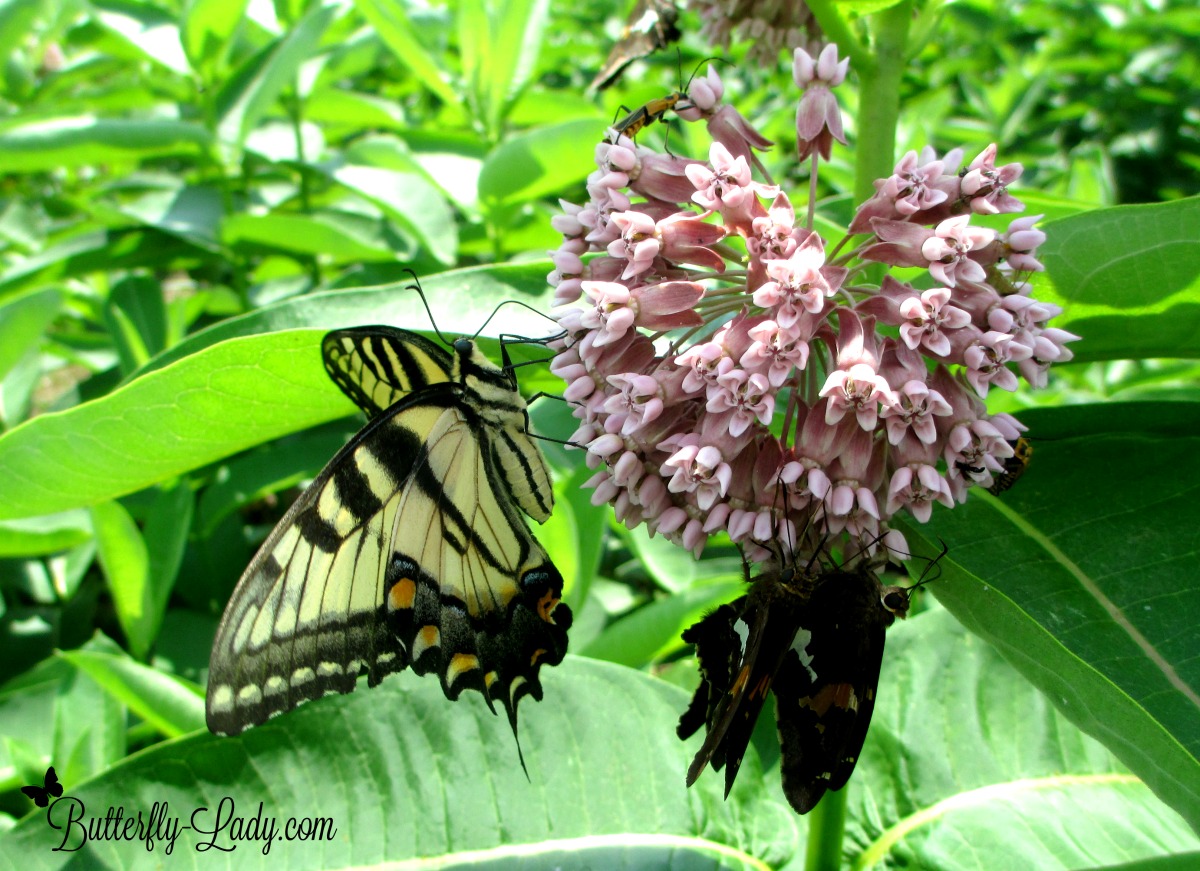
[608,91,690,143]
[986,436,1033,494]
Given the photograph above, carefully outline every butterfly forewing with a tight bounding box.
[207,329,569,743]
[323,327,455,420]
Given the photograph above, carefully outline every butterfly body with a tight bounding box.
[207,327,569,743]
[678,562,909,814]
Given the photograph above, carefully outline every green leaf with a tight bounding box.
[329,165,458,265]
[181,0,251,75]
[130,269,558,378]
[104,276,168,373]
[0,230,200,298]
[354,0,462,111]
[222,212,398,261]
[839,607,1200,870]
[115,183,224,250]
[0,288,61,382]
[0,119,209,174]
[92,0,191,75]
[57,649,205,738]
[0,511,91,558]
[0,330,354,520]
[0,659,798,868]
[0,636,127,788]
[194,422,352,537]
[1041,197,1200,362]
[479,119,602,206]
[214,4,336,149]
[625,524,745,595]
[458,0,549,137]
[89,501,153,660]
[908,401,1200,832]
[581,580,744,668]
[143,481,194,631]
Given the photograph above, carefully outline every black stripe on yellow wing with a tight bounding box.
[323,327,455,420]
[207,343,569,741]
[323,327,554,523]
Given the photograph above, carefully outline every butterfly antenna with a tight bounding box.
[402,269,456,349]
[680,55,728,108]
[471,299,563,343]
[909,538,950,593]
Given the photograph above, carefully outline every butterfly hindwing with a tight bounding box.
[207,329,569,744]
[678,566,816,797]
[591,0,681,91]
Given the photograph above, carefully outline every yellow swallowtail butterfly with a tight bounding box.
[206,325,571,754]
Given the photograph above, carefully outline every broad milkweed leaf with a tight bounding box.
[0,658,796,870]
[479,119,600,206]
[905,401,1200,833]
[0,331,351,521]
[0,118,209,174]
[57,650,205,738]
[839,607,1200,870]
[130,267,558,378]
[1040,196,1200,362]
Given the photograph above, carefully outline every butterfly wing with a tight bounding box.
[773,569,900,813]
[44,766,62,799]
[21,785,48,807]
[207,336,569,742]
[679,570,814,797]
[590,0,681,91]
[323,327,454,420]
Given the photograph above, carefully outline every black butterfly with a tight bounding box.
[21,766,63,807]
[591,0,681,91]
[678,560,913,814]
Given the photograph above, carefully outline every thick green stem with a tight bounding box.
[853,2,912,206]
[805,788,848,871]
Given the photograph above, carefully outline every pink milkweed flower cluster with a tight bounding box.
[547,46,1079,562]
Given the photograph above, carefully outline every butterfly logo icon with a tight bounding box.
[21,766,63,808]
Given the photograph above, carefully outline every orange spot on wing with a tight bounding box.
[389,578,417,610]
[800,683,857,716]
[537,590,561,623]
[530,648,547,666]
